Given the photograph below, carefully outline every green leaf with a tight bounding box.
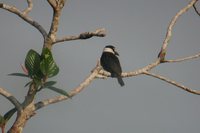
[43,81,57,88]
[8,73,29,78]
[24,81,32,87]
[25,49,43,79]
[40,48,59,78]
[0,114,4,125]
[4,108,16,122]
[45,86,70,97]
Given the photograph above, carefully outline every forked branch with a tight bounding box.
[158,0,198,61]
[0,87,22,112]
[0,2,47,39]
[35,61,102,110]
[34,0,200,111]
[0,0,200,132]
[23,0,33,15]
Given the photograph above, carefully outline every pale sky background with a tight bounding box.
[1,0,200,133]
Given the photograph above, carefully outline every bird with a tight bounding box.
[100,45,125,86]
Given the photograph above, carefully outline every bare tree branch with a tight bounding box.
[98,59,161,78]
[1,0,200,132]
[163,52,200,63]
[45,1,106,48]
[0,87,22,112]
[193,1,200,16]
[47,0,68,44]
[54,28,106,44]
[48,10,61,42]
[0,2,47,39]
[143,71,200,95]
[8,102,36,133]
[23,0,33,15]
[97,0,200,96]
[158,0,198,61]
[47,0,67,10]
[34,59,164,110]
[35,61,102,110]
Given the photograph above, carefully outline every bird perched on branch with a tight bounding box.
[100,45,124,86]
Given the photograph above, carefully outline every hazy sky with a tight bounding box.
[1,0,200,133]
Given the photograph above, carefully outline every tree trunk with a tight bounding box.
[8,103,35,133]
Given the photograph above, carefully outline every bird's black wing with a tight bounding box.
[101,52,122,77]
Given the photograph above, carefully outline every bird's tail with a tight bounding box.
[117,76,125,86]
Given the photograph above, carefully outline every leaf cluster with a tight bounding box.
[9,48,70,97]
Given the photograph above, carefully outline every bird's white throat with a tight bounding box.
[103,47,115,54]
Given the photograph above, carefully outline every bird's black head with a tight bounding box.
[103,45,119,56]
[105,45,115,49]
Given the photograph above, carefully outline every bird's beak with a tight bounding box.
[114,50,119,56]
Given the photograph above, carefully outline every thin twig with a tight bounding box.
[193,1,200,16]
[163,52,200,63]
[23,0,33,15]
[0,3,47,39]
[158,0,198,60]
[143,71,200,95]
[0,87,22,111]
[54,28,106,44]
